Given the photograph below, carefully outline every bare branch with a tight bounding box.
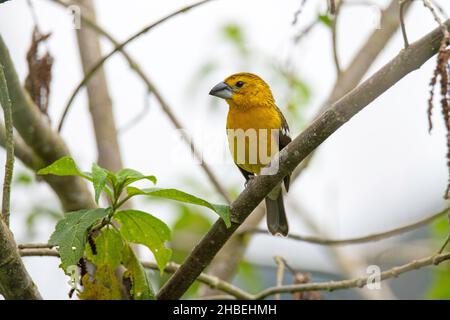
[0,65,14,226]
[253,251,450,300]
[244,206,449,246]
[18,246,254,300]
[73,0,123,173]
[18,245,450,300]
[400,0,410,48]
[157,19,450,300]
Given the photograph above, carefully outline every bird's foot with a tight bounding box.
[244,175,255,188]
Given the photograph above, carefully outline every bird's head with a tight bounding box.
[209,73,275,109]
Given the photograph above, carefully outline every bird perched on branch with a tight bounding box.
[209,73,291,236]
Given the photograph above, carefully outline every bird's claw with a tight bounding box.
[244,175,255,188]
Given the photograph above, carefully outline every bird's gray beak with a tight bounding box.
[209,82,233,99]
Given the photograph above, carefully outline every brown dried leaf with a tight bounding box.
[428,33,450,199]
[292,272,321,300]
[24,27,53,119]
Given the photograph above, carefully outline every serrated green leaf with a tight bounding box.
[92,163,109,204]
[127,187,231,227]
[115,168,157,187]
[115,210,171,273]
[49,208,109,270]
[86,227,124,269]
[38,156,89,179]
[122,244,155,300]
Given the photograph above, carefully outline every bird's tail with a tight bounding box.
[265,185,288,236]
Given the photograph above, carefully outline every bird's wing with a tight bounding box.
[276,106,292,192]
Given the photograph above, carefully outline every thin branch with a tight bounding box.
[253,252,450,300]
[0,65,14,226]
[423,0,450,40]
[331,1,342,75]
[18,245,450,300]
[274,256,285,300]
[18,246,254,300]
[244,207,449,246]
[50,0,231,204]
[400,0,410,48]
[157,19,450,300]
[56,0,216,133]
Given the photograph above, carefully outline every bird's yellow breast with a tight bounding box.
[226,106,282,174]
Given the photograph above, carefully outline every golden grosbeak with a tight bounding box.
[209,73,291,236]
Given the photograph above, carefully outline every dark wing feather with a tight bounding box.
[275,106,292,192]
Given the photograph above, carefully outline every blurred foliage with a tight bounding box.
[426,215,450,299]
[14,170,34,185]
[26,206,62,239]
[236,259,264,293]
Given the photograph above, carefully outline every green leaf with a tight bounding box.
[92,163,109,204]
[115,210,172,273]
[115,168,157,187]
[122,243,155,300]
[49,208,109,270]
[38,156,88,179]
[318,14,332,28]
[86,227,124,269]
[127,187,231,227]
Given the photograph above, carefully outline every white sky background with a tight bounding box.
[0,0,449,299]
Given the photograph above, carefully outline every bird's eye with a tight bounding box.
[235,81,244,88]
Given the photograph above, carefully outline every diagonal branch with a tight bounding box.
[157,19,450,300]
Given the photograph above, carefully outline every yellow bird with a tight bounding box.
[209,73,291,236]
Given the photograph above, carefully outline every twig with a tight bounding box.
[331,1,342,75]
[0,65,14,226]
[253,252,450,299]
[438,234,450,253]
[400,0,410,48]
[423,0,450,40]
[244,207,449,246]
[157,19,450,300]
[56,0,216,133]
[273,256,285,300]
[292,0,308,25]
[50,0,231,204]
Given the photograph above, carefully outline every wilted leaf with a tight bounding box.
[115,210,171,273]
[122,244,155,300]
[86,227,124,269]
[126,187,231,227]
[78,266,123,300]
[49,208,109,270]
